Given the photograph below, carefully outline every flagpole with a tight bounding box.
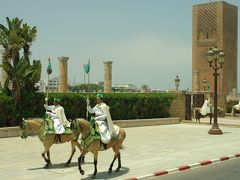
[86,96,89,120]
[46,58,52,104]
[83,64,86,84]
[88,59,90,84]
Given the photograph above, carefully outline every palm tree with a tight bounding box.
[0,17,41,103]
[21,23,37,63]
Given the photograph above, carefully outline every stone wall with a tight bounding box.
[168,91,187,120]
[168,90,227,120]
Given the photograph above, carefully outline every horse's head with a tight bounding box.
[70,118,90,138]
[20,118,32,139]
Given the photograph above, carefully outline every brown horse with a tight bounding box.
[194,107,213,124]
[20,119,83,168]
[71,118,126,179]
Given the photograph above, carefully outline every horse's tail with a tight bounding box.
[193,107,196,118]
[120,145,125,150]
[120,129,126,150]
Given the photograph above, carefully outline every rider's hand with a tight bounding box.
[45,98,48,103]
[86,98,90,106]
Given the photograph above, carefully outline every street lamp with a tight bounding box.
[174,75,180,90]
[203,78,207,91]
[206,47,224,135]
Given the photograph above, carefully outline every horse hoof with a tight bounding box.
[79,170,84,175]
[108,169,112,174]
[115,168,120,172]
[64,163,70,167]
[91,174,96,179]
[44,164,51,169]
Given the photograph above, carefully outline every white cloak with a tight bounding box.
[200,99,210,116]
[44,104,70,134]
[233,100,240,110]
[87,103,119,144]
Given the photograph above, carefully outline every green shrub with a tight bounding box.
[0,92,174,127]
[0,95,15,127]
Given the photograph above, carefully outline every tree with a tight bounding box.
[68,84,103,92]
[140,84,150,93]
[0,17,41,104]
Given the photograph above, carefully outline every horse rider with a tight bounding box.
[200,97,211,116]
[86,93,118,149]
[44,98,70,142]
[232,99,240,115]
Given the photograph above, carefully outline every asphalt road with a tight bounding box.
[149,158,240,180]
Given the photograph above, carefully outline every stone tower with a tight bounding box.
[192,1,238,94]
[58,56,69,93]
[103,61,113,93]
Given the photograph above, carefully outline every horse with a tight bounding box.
[193,107,213,124]
[20,118,83,168]
[71,118,126,179]
[231,106,240,116]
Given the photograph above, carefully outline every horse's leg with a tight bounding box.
[41,150,48,164]
[42,149,52,168]
[64,140,76,167]
[78,150,88,175]
[89,151,98,179]
[108,150,120,173]
[210,114,212,124]
[116,153,121,172]
[75,140,85,162]
[43,140,53,168]
[46,149,52,168]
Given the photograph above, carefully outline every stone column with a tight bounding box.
[58,56,69,93]
[103,61,113,93]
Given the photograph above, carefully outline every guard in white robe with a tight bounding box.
[200,97,210,116]
[44,98,70,134]
[233,100,240,110]
[86,94,118,144]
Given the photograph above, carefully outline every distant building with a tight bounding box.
[37,77,59,92]
[48,77,59,92]
[112,84,138,92]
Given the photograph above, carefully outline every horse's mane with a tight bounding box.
[76,118,91,137]
[26,119,44,128]
[77,118,90,129]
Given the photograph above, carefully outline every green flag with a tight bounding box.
[83,59,90,74]
[47,58,52,75]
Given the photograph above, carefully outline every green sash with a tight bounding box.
[81,117,101,150]
[38,114,72,140]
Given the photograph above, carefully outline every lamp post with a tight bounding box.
[203,78,207,91]
[206,47,224,135]
[174,75,180,90]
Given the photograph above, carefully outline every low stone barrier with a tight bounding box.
[0,126,22,138]
[0,117,180,138]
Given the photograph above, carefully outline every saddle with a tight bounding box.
[40,114,72,139]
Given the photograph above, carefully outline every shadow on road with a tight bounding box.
[80,167,130,180]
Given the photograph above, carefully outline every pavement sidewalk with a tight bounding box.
[184,115,240,127]
[0,117,240,180]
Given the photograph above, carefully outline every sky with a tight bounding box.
[0,0,240,91]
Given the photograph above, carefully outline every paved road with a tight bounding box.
[149,158,240,180]
[0,121,240,180]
